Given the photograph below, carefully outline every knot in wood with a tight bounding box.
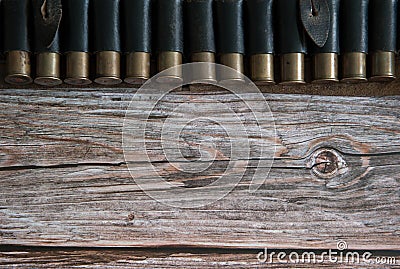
[127,213,135,221]
[311,148,347,179]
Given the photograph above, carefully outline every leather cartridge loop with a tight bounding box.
[300,0,330,48]
[310,0,340,54]
[32,0,62,51]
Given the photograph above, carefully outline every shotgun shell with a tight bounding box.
[123,0,152,85]
[341,0,368,83]
[187,0,217,83]
[216,0,245,84]
[247,0,275,85]
[156,0,184,84]
[369,0,397,81]
[276,0,307,85]
[311,0,340,83]
[3,0,33,85]
[32,0,62,86]
[63,0,91,85]
[93,0,122,85]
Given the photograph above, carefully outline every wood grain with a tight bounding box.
[0,247,399,268]
[0,87,399,251]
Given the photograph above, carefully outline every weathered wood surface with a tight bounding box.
[0,86,399,251]
[0,247,399,268]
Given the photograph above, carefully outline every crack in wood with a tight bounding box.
[0,162,126,171]
[0,150,399,172]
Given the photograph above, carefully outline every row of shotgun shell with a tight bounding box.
[2,0,399,86]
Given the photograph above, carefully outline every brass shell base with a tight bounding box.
[280,53,305,85]
[341,52,367,83]
[312,53,339,84]
[65,52,92,86]
[95,51,122,85]
[250,54,275,85]
[219,53,245,85]
[34,52,62,86]
[369,51,396,82]
[125,52,151,85]
[191,52,217,83]
[157,51,183,84]
[5,51,33,85]
[5,74,33,85]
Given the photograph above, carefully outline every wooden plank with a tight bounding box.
[1,163,399,249]
[0,88,399,167]
[0,88,399,250]
[0,247,399,268]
